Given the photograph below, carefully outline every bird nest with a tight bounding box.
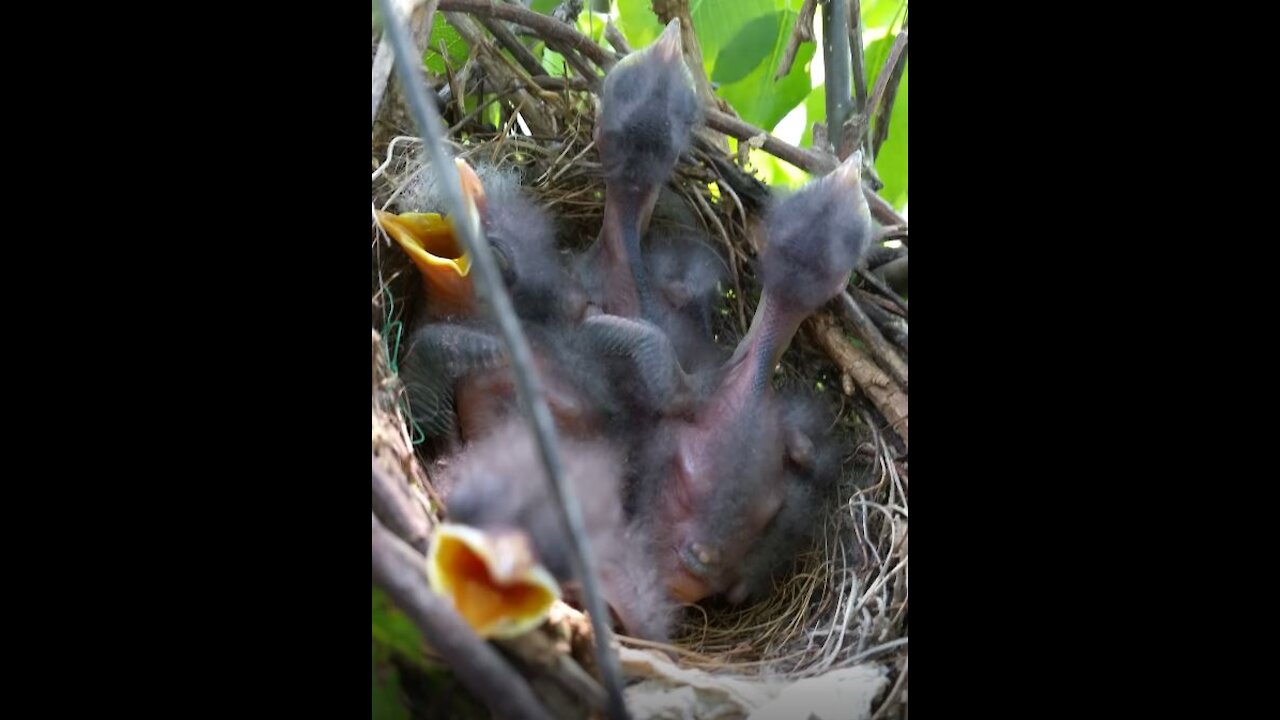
[371,21,907,720]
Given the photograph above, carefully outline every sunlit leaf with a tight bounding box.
[711,13,780,85]
[874,65,907,210]
[423,19,469,76]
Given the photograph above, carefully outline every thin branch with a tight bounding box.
[446,12,558,136]
[376,3,629,718]
[871,15,907,157]
[545,41,601,90]
[702,108,904,227]
[533,75,591,92]
[372,458,432,555]
[604,21,631,55]
[806,313,908,448]
[372,513,555,720]
[837,292,908,389]
[821,0,854,156]
[853,289,908,352]
[775,0,817,80]
[857,268,908,315]
[849,0,868,114]
[476,14,546,78]
[853,286,905,319]
[705,108,836,174]
[873,255,907,296]
[854,26,907,141]
[437,0,619,70]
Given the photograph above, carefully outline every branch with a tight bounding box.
[849,0,868,115]
[806,313,908,447]
[375,3,629,718]
[476,14,546,78]
[837,292,907,389]
[436,0,619,70]
[702,109,905,227]
[372,514,555,720]
[871,17,907,157]
[821,0,854,156]
[604,21,631,55]
[445,11,558,136]
[775,0,817,80]
[853,26,907,141]
[372,457,432,555]
[853,288,908,352]
[704,107,835,174]
[857,268,907,315]
[873,255,907,296]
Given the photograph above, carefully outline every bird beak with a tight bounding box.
[653,19,683,62]
[426,523,562,639]
[374,159,487,316]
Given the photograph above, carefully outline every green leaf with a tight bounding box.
[711,13,781,85]
[861,0,906,33]
[542,47,571,77]
[423,19,469,76]
[615,0,664,50]
[531,0,560,14]
[717,18,815,133]
[874,65,907,210]
[373,586,429,670]
[800,82,827,149]
[372,643,410,720]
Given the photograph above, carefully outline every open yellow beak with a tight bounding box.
[426,523,561,640]
[375,159,488,318]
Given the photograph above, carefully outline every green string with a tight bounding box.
[378,283,427,446]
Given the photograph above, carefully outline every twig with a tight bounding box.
[701,108,905,227]
[863,243,905,270]
[871,14,908,157]
[776,0,817,80]
[806,313,908,447]
[873,255,907,296]
[852,288,908,352]
[545,41,601,90]
[604,21,631,55]
[837,292,907,389]
[437,0,619,70]
[476,14,546,78]
[854,27,907,141]
[498,630,608,713]
[821,0,854,156]
[849,0,868,115]
[446,12,558,136]
[372,513,555,720]
[705,108,836,174]
[857,268,907,315]
[853,287,904,319]
[534,75,591,92]
[372,457,432,555]
[376,3,630,718]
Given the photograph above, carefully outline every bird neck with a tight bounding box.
[601,184,660,318]
[723,294,801,399]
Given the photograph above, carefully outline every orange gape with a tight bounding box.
[374,157,488,320]
[374,210,476,319]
